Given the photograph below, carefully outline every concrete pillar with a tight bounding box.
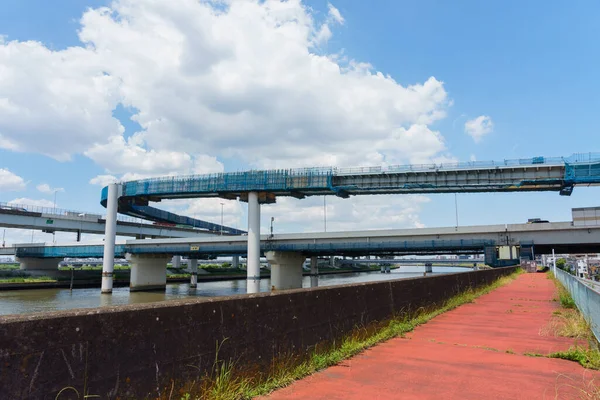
[232,256,240,269]
[101,183,120,294]
[266,251,306,290]
[425,264,433,274]
[329,256,335,267]
[171,255,181,269]
[189,259,198,288]
[17,257,63,276]
[127,254,170,291]
[76,230,81,242]
[310,256,319,288]
[247,191,261,293]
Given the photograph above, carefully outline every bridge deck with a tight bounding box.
[100,153,600,234]
[266,273,599,399]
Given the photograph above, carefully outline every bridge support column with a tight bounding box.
[127,254,170,291]
[266,251,306,290]
[189,259,198,288]
[425,264,433,274]
[171,255,181,269]
[101,183,120,294]
[17,257,63,276]
[310,256,319,287]
[232,256,240,269]
[247,191,261,293]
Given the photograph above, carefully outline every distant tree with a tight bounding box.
[556,258,566,270]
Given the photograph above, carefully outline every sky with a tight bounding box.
[1,0,599,245]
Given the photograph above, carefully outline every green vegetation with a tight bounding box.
[164,269,522,400]
[548,346,600,370]
[556,258,567,269]
[0,276,56,283]
[539,271,600,370]
[0,264,19,270]
[167,274,191,279]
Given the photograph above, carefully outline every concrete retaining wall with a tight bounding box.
[0,267,516,399]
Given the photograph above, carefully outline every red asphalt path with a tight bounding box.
[266,273,600,399]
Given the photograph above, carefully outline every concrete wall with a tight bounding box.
[0,267,516,399]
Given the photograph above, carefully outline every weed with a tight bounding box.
[524,352,544,357]
[549,346,600,370]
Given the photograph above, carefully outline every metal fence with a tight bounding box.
[554,267,600,342]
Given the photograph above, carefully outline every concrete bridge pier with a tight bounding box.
[127,254,170,291]
[266,251,306,290]
[171,255,181,269]
[310,256,319,288]
[101,183,120,294]
[16,257,63,276]
[189,259,198,288]
[425,264,433,274]
[232,256,240,269]
[247,192,261,293]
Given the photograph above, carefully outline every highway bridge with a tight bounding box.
[13,220,600,291]
[95,152,600,293]
[0,202,242,239]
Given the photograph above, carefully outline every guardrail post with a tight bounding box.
[101,183,120,294]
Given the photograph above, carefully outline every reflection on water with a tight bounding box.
[0,266,470,316]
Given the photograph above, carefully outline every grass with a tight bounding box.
[540,271,600,371]
[0,276,56,283]
[548,346,600,370]
[166,269,522,400]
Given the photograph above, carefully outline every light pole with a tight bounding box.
[323,196,327,232]
[270,217,274,238]
[220,202,224,235]
[53,190,58,213]
[454,193,459,229]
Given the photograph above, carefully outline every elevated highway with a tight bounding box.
[14,220,600,291]
[0,202,240,239]
[16,221,600,259]
[97,152,600,293]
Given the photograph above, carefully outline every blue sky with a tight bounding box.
[1,0,599,243]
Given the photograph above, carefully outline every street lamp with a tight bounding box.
[270,217,274,238]
[220,202,224,235]
[53,190,58,213]
[323,196,327,233]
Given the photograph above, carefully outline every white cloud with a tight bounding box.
[89,175,118,186]
[0,0,449,171]
[464,115,493,142]
[8,198,55,208]
[36,183,64,194]
[328,4,344,25]
[263,194,430,233]
[0,169,26,191]
[0,40,122,160]
[1,0,456,233]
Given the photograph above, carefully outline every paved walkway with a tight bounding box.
[267,273,599,399]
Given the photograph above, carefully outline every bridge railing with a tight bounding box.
[0,201,153,225]
[554,267,600,341]
[116,153,600,198]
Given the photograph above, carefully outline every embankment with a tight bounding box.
[0,267,516,399]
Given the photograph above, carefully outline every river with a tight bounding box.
[0,266,471,316]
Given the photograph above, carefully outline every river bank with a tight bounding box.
[0,266,390,291]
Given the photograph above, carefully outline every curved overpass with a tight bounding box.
[102,152,600,210]
[98,152,600,293]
